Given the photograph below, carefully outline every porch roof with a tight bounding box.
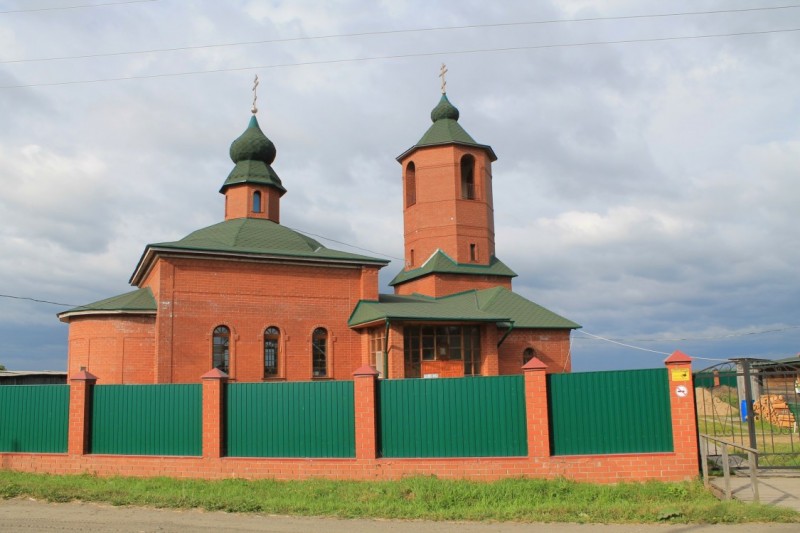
[348,286,581,329]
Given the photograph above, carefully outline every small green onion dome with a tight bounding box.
[229,115,276,164]
[430,94,460,122]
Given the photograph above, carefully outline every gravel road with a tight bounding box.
[0,498,797,532]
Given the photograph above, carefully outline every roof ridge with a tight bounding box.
[476,285,506,309]
[230,217,248,247]
[421,249,454,268]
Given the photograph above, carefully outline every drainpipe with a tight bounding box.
[383,318,390,379]
[496,321,515,348]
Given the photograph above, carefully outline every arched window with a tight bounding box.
[460,154,475,199]
[212,326,230,373]
[523,347,535,366]
[312,327,328,377]
[264,326,280,377]
[253,191,262,213]
[405,162,416,207]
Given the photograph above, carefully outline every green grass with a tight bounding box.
[0,471,797,523]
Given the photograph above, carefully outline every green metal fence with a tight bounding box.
[226,381,355,458]
[379,375,527,458]
[548,368,674,455]
[0,385,68,453]
[91,384,202,456]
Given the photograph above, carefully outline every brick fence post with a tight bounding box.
[68,369,97,456]
[523,357,550,458]
[664,351,699,475]
[352,365,379,460]
[201,368,228,459]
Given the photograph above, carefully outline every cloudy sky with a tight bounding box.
[1,0,798,373]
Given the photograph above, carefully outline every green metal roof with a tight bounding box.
[130,218,388,285]
[397,94,497,162]
[390,249,516,286]
[349,291,510,327]
[475,286,581,329]
[58,287,156,320]
[221,115,286,195]
[348,286,580,329]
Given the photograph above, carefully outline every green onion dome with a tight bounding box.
[229,115,276,165]
[430,94,460,122]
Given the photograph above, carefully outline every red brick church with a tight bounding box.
[58,85,579,383]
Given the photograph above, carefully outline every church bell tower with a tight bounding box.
[391,69,516,296]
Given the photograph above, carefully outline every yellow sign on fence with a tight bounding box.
[671,369,690,382]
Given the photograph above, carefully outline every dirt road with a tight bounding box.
[0,498,797,532]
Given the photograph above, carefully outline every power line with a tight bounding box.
[577,330,672,355]
[575,330,730,362]
[284,225,404,262]
[3,4,799,64]
[0,0,156,15]
[3,26,799,90]
[573,324,800,343]
[0,293,73,307]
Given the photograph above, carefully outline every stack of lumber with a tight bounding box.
[752,394,796,428]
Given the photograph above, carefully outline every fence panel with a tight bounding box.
[379,375,527,458]
[548,368,673,455]
[91,384,202,456]
[0,385,68,453]
[226,381,355,458]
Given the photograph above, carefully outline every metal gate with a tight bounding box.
[694,358,800,468]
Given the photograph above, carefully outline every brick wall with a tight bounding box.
[499,329,572,375]
[152,256,374,383]
[394,273,512,297]
[67,316,156,383]
[420,359,463,378]
[68,254,379,385]
[0,352,699,483]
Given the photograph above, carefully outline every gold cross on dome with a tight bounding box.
[439,63,448,94]
[251,74,259,114]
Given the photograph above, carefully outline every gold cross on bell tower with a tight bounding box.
[439,63,448,94]
[251,74,259,114]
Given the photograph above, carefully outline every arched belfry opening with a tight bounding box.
[460,154,475,200]
[405,161,416,207]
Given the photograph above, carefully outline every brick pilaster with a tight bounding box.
[68,369,98,456]
[481,325,500,376]
[353,365,379,459]
[523,357,550,458]
[664,351,699,471]
[201,368,228,459]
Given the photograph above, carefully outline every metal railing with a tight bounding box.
[699,433,760,503]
